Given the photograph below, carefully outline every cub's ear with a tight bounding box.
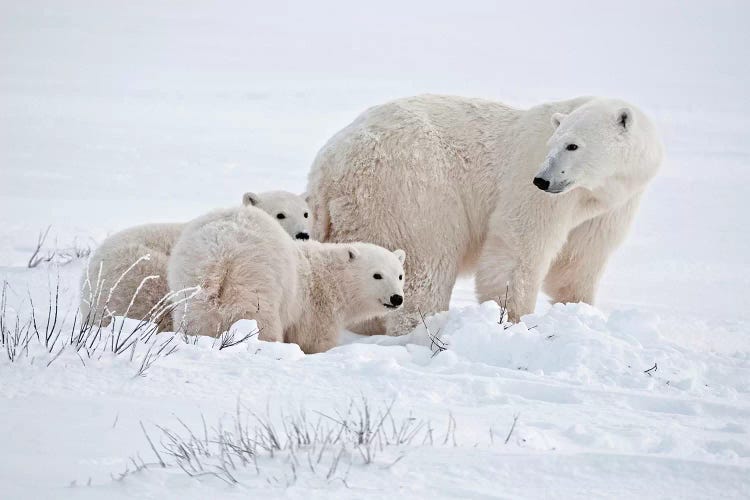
[551,113,566,129]
[393,249,406,264]
[343,246,359,262]
[242,192,258,206]
[300,191,311,204]
[617,108,632,130]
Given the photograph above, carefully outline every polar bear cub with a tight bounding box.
[168,205,406,353]
[243,190,311,240]
[80,190,310,332]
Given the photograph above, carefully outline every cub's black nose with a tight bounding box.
[390,294,403,307]
[533,177,550,191]
[295,232,310,240]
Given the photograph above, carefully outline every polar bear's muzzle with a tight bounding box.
[534,157,574,194]
[533,175,572,194]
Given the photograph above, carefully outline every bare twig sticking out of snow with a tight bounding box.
[109,455,156,483]
[418,309,447,357]
[28,274,62,352]
[27,226,93,268]
[27,226,52,268]
[504,414,519,445]
[215,326,260,350]
[644,363,658,376]
[442,412,457,446]
[1,281,35,361]
[140,421,166,467]
[135,336,179,377]
[497,282,512,329]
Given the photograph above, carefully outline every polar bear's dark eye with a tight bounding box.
[566,144,578,151]
[398,275,403,280]
[276,213,286,220]
[373,273,382,280]
[304,212,309,218]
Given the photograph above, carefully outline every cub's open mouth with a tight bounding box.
[383,303,399,309]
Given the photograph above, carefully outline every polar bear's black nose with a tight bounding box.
[295,232,310,240]
[390,294,403,307]
[533,177,550,191]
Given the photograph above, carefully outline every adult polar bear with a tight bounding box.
[307,95,662,335]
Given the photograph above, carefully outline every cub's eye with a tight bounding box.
[373,273,382,280]
[304,212,309,218]
[566,144,578,151]
[276,213,286,220]
[398,275,403,280]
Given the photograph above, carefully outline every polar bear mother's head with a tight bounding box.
[533,98,657,196]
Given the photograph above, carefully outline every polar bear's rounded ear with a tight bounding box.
[393,249,406,264]
[617,108,632,130]
[551,113,566,129]
[301,191,311,204]
[346,246,360,262]
[242,192,258,206]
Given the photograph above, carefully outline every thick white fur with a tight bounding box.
[80,191,310,331]
[167,206,406,353]
[307,95,662,333]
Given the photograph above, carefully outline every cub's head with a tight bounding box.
[243,190,311,240]
[337,243,406,315]
[534,99,645,195]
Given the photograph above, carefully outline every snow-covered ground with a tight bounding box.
[1,1,749,498]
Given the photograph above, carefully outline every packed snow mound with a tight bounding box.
[185,318,306,361]
[344,301,750,398]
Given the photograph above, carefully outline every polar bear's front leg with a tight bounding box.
[385,252,458,336]
[254,310,284,344]
[475,221,567,322]
[284,319,338,354]
[476,241,544,322]
[543,193,643,305]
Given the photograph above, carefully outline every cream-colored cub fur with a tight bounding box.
[80,191,310,331]
[307,95,662,333]
[242,190,311,240]
[168,205,406,353]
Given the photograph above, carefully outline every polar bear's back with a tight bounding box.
[94,222,184,260]
[169,207,296,290]
[168,206,301,335]
[312,95,521,180]
[306,95,530,259]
